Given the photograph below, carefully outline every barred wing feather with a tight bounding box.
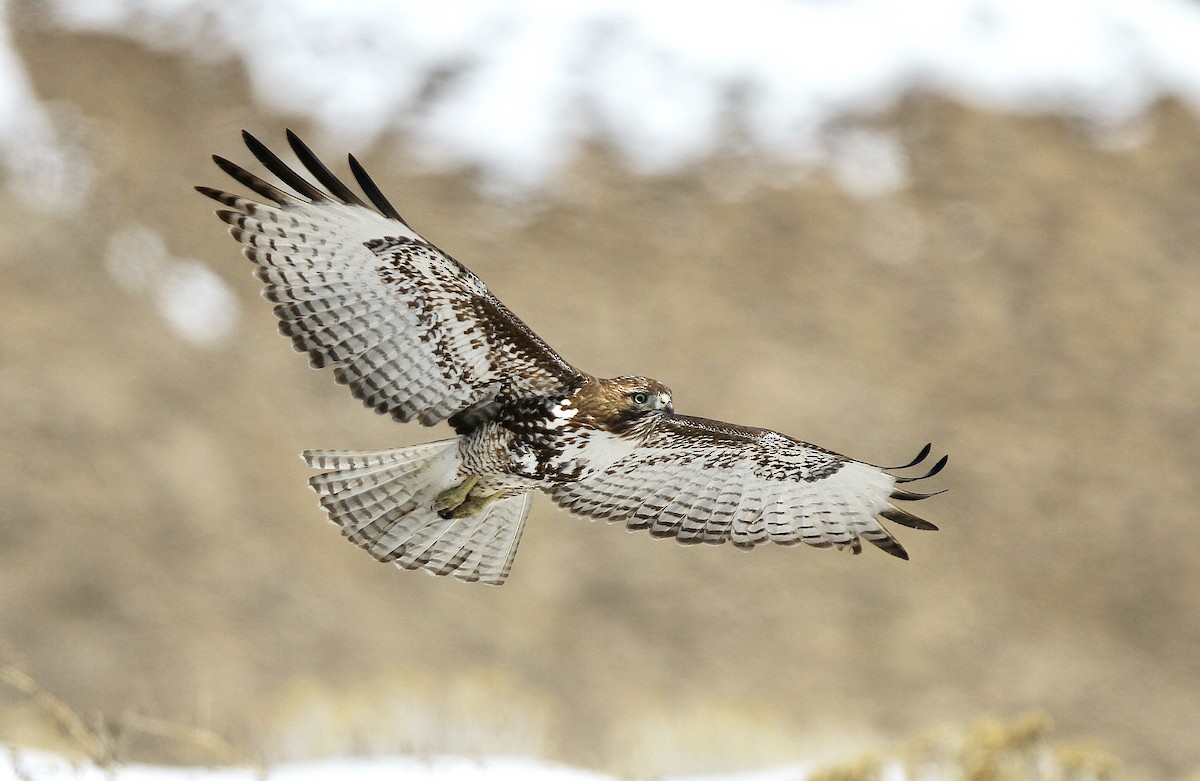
[197,130,579,426]
[549,415,939,558]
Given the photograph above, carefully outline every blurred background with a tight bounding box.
[2,0,1199,778]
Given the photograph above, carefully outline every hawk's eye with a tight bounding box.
[631,392,648,406]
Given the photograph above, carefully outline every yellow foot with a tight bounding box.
[443,490,507,519]
[434,475,478,518]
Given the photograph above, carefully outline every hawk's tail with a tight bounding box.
[302,441,532,585]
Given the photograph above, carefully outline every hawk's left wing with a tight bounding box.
[548,415,945,558]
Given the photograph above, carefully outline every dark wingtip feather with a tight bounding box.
[888,442,932,470]
[867,536,910,559]
[214,209,241,227]
[880,507,939,531]
[242,130,332,202]
[890,487,948,501]
[895,453,949,483]
[213,154,294,204]
[348,153,407,224]
[285,129,370,208]
[195,184,230,203]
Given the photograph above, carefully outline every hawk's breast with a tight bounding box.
[496,395,643,485]
[544,424,641,483]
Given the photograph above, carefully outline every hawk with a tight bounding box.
[198,130,946,585]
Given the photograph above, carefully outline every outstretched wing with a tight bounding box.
[549,415,945,558]
[197,130,580,426]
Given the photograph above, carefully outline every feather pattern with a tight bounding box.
[549,414,924,558]
[197,131,579,427]
[303,442,532,585]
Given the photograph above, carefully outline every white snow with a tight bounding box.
[0,0,92,211]
[23,0,1200,197]
[0,748,811,781]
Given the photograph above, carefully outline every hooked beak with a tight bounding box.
[658,393,674,415]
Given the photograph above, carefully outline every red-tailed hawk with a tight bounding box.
[198,131,946,585]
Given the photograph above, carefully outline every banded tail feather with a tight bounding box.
[303,442,532,585]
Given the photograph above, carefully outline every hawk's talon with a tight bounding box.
[444,490,506,519]
[434,475,478,515]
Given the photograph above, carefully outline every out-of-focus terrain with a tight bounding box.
[2,14,1199,781]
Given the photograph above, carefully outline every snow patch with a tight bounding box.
[0,748,803,781]
[30,0,1200,197]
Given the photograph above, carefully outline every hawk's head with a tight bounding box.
[572,375,674,437]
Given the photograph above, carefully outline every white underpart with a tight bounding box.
[834,461,897,517]
[556,427,641,480]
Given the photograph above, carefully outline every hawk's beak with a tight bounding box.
[658,393,673,415]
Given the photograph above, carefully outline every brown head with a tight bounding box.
[569,375,674,436]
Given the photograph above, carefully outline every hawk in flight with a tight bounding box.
[198,131,946,585]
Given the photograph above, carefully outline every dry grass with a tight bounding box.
[0,646,248,769]
[0,675,1141,781]
[810,714,1128,781]
[259,665,555,763]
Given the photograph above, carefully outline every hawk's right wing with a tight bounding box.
[197,130,581,427]
[549,414,945,558]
